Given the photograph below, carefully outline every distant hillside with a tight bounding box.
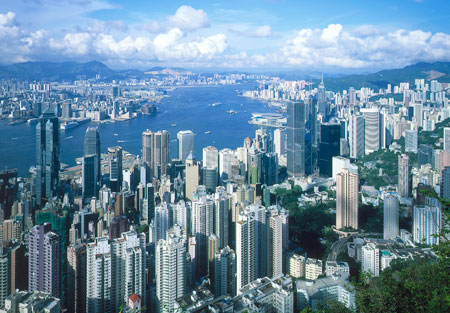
[0,61,117,81]
[323,61,450,91]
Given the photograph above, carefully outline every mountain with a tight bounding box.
[322,61,450,91]
[0,61,116,81]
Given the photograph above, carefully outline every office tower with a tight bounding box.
[110,231,146,312]
[418,144,434,167]
[108,146,122,192]
[61,101,72,119]
[361,108,380,154]
[109,215,129,239]
[414,102,423,127]
[156,226,186,313]
[361,243,380,277]
[154,130,170,177]
[305,97,319,175]
[177,130,194,162]
[287,101,306,177]
[441,166,450,200]
[185,153,199,201]
[86,237,111,313]
[214,187,230,250]
[336,165,359,230]
[274,128,286,157]
[28,223,61,298]
[0,251,7,307]
[319,123,341,177]
[349,114,365,159]
[414,198,442,245]
[443,127,450,152]
[263,152,278,186]
[398,154,410,198]
[236,205,267,291]
[248,146,263,184]
[202,166,218,193]
[219,148,234,183]
[305,258,323,280]
[214,246,236,297]
[317,74,327,119]
[82,154,99,199]
[332,156,350,180]
[67,243,86,313]
[405,130,418,153]
[142,130,154,170]
[142,183,155,223]
[383,194,399,240]
[203,146,219,168]
[348,87,356,105]
[84,127,101,179]
[36,109,60,206]
[268,209,283,278]
[191,197,214,279]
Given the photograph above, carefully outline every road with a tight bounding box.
[327,232,382,262]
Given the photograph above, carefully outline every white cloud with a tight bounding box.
[0,11,17,27]
[251,25,272,37]
[167,6,210,32]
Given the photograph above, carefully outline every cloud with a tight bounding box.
[251,25,272,37]
[0,11,17,27]
[167,6,210,32]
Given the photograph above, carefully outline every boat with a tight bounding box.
[226,110,237,115]
[114,133,119,136]
[60,121,79,130]
[27,118,39,125]
[171,123,177,127]
[209,102,221,107]
[204,130,211,134]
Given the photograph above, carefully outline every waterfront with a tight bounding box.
[0,84,277,176]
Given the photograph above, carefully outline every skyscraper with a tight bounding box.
[319,123,341,177]
[185,153,199,201]
[84,127,101,179]
[413,198,442,245]
[349,114,365,159]
[67,243,86,313]
[398,154,410,198]
[154,130,170,177]
[219,148,235,183]
[142,130,154,169]
[213,186,230,250]
[108,146,122,192]
[274,128,286,158]
[441,166,450,200]
[405,129,418,153]
[214,246,236,297]
[156,226,186,313]
[82,154,99,199]
[443,127,450,152]
[317,74,327,120]
[177,130,194,163]
[287,101,305,177]
[268,208,283,278]
[203,146,219,168]
[336,165,359,230]
[383,194,399,240]
[361,108,380,155]
[28,223,61,298]
[36,109,60,206]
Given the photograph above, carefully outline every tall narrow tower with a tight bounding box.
[336,165,359,230]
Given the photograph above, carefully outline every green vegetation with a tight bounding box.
[357,150,399,188]
[359,204,383,233]
[417,117,450,149]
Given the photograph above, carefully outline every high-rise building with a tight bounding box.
[305,258,323,280]
[413,198,442,245]
[67,243,86,313]
[236,205,267,291]
[154,130,170,177]
[108,146,122,192]
[214,246,236,297]
[405,129,418,153]
[274,128,286,157]
[82,154,99,199]
[142,130,154,169]
[36,109,60,206]
[418,144,434,167]
[28,223,61,298]
[361,243,380,277]
[0,251,7,307]
[441,166,450,200]
[153,203,171,243]
[156,226,186,313]
[332,156,350,180]
[84,127,101,182]
[213,186,230,250]
[317,74,327,120]
[361,108,380,155]
[398,154,410,198]
[268,209,283,278]
[288,253,306,278]
[319,123,341,177]
[443,127,450,152]
[108,215,129,239]
[185,153,199,201]
[336,165,359,230]
[287,102,305,177]
[349,114,365,159]
[177,130,194,163]
[203,146,219,169]
[383,194,399,240]
[202,166,218,193]
[219,148,235,183]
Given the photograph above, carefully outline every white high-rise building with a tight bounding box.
[203,146,219,168]
[384,194,399,240]
[336,165,359,230]
[86,237,112,313]
[268,209,283,278]
[361,108,380,155]
[177,130,194,163]
[214,187,230,250]
[361,243,380,277]
[274,128,286,157]
[0,252,8,307]
[332,156,350,180]
[398,154,410,198]
[236,205,267,292]
[405,130,418,153]
[219,148,235,183]
[288,254,306,278]
[349,114,365,159]
[413,202,442,245]
[305,258,323,280]
[153,202,172,243]
[156,226,186,313]
[443,127,450,152]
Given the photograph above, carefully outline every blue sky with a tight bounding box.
[0,0,449,72]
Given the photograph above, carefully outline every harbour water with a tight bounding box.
[0,83,278,176]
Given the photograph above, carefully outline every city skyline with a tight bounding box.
[0,0,449,71]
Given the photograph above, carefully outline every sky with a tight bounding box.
[0,0,450,72]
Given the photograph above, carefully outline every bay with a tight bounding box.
[0,83,277,177]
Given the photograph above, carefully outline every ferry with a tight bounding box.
[60,121,79,130]
[209,102,221,107]
[226,110,237,115]
[171,123,177,127]
[204,130,211,134]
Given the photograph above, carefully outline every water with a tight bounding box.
[0,84,278,177]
